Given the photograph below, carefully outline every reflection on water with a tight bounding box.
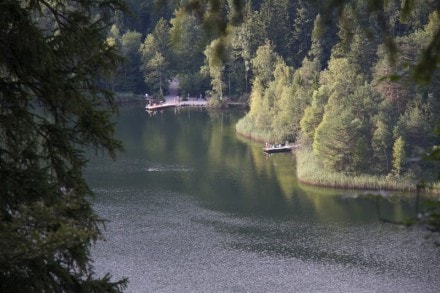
[88,104,440,292]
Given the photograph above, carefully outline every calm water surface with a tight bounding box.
[88,104,440,292]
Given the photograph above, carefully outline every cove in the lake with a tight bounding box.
[88,104,440,292]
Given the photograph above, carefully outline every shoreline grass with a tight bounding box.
[296,147,440,194]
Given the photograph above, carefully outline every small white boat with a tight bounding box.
[263,142,297,154]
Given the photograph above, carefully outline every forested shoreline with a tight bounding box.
[110,0,440,192]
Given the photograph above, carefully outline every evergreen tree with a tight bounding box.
[169,8,206,96]
[120,30,143,92]
[106,25,123,91]
[371,107,394,174]
[394,97,434,160]
[139,19,172,96]
[300,86,329,143]
[145,52,169,97]
[0,0,127,291]
[313,85,376,174]
[229,0,253,95]
[311,58,374,173]
[291,0,316,66]
[121,30,142,65]
[313,107,355,173]
[251,79,274,137]
[251,40,280,87]
[372,44,409,116]
[271,64,309,142]
[392,136,406,176]
[266,0,293,60]
[236,76,274,141]
[305,14,325,74]
[152,18,172,59]
[248,3,269,54]
[201,37,230,98]
[140,34,159,67]
[247,78,266,123]
[170,10,204,72]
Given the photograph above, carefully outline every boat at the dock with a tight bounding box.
[263,142,296,154]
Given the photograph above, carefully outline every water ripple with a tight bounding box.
[92,189,440,293]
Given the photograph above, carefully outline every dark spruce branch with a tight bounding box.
[1,0,127,291]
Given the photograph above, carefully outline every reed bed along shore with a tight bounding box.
[296,147,440,194]
[235,118,273,143]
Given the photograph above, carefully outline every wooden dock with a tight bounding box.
[145,99,247,111]
[145,100,206,111]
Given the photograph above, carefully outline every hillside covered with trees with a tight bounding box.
[111,0,440,190]
[234,1,440,189]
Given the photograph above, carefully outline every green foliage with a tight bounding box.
[251,41,280,86]
[170,8,205,73]
[300,87,328,143]
[271,82,297,142]
[236,78,274,142]
[392,136,406,176]
[313,108,356,173]
[296,147,416,191]
[1,0,127,291]
[177,72,209,98]
[140,34,159,63]
[146,52,168,95]
[139,18,172,95]
[120,30,143,92]
[311,58,380,174]
[153,18,173,56]
[371,109,393,174]
[122,31,142,57]
[206,96,225,109]
[202,37,231,97]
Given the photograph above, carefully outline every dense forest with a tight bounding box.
[111,0,440,189]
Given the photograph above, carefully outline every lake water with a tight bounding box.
[88,104,440,292]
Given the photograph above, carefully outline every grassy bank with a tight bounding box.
[296,147,440,193]
[235,117,273,142]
